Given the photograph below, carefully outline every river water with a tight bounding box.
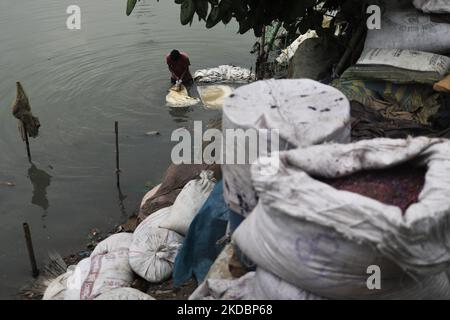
[0,0,254,299]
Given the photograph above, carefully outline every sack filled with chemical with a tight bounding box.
[341,49,450,85]
[44,233,135,300]
[79,233,135,300]
[160,171,216,236]
[222,79,351,218]
[129,207,183,283]
[138,163,221,223]
[234,137,450,299]
[364,2,450,53]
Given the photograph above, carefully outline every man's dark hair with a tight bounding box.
[170,49,181,61]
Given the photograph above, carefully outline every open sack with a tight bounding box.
[233,137,450,299]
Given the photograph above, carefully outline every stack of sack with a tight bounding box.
[222,79,351,220]
[334,0,450,136]
[188,78,352,300]
[130,170,216,284]
[43,170,217,300]
[42,233,153,300]
[220,78,352,288]
[138,163,221,224]
[231,137,450,299]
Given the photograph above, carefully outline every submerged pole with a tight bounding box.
[22,223,39,278]
[114,121,126,216]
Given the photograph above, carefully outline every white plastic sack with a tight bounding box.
[197,85,234,110]
[91,233,134,256]
[222,79,351,216]
[94,288,155,300]
[65,258,91,300]
[160,171,215,235]
[234,137,450,299]
[78,233,135,300]
[276,30,318,64]
[189,272,255,300]
[413,0,450,13]
[140,184,161,209]
[129,207,184,283]
[357,48,450,77]
[251,268,326,300]
[194,65,255,84]
[364,4,450,53]
[43,267,75,300]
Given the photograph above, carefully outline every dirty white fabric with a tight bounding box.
[251,268,326,300]
[94,288,155,300]
[91,233,133,256]
[413,0,450,13]
[276,30,318,64]
[43,268,76,300]
[166,85,200,108]
[194,65,255,84]
[78,234,135,300]
[364,5,450,53]
[197,85,234,110]
[44,234,135,300]
[222,79,351,217]
[233,137,450,299]
[129,207,183,283]
[160,171,215,236]
[189,272,255,300]
[43,261,91,300]
[189,269,326,300]
[64,258,91,300]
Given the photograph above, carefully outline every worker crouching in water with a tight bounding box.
[166,49,194,90]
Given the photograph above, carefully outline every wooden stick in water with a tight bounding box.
[115,121,120,174]
[23,122,32,162]
[23,223,39,278]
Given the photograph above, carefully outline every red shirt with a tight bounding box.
[166,52,193,82]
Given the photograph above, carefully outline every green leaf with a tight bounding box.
[126,0,138,16]
[206,5,221,28]
[219,0,233,13]
[222,10,233,24]
[232,0,247,20]
[238,18,251,34]
[195,0,208,20]
[181,0,196,25]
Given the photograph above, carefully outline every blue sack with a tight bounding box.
[172,181,229,286]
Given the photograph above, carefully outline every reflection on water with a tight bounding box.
[169,107,193,123]
[0,0,254,298]
[116,173,127,217]
[27,164,51,211]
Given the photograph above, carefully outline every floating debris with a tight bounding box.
[145,131,160,136]
[0,181,15,187]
